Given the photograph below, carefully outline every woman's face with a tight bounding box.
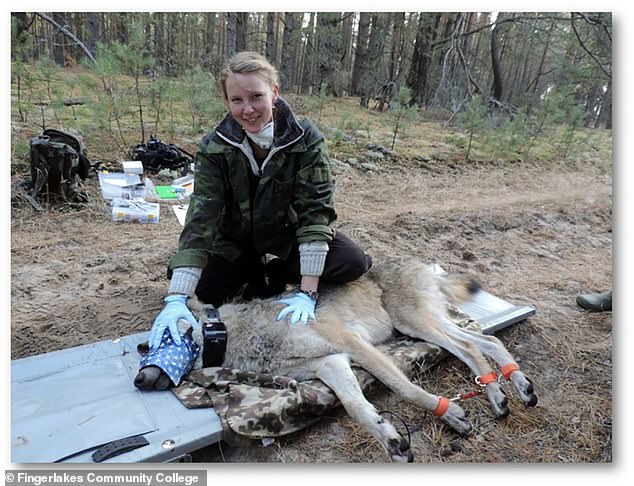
[225,72,279,133]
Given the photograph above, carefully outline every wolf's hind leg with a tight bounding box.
[451,328,538,408]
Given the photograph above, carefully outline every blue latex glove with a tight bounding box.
[149,294,198,349]
[276,291,316,325]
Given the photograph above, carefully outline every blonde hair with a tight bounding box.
[219,51,279,100]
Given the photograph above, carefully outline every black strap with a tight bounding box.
[91,435,149,463]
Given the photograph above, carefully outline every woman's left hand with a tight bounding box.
[276,291,316,325]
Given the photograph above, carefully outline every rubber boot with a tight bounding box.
[576,290,612,312]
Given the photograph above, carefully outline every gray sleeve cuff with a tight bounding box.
[299,241,329,276]
[168,266,203,297]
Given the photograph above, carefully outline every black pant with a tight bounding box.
[194,232,372,307]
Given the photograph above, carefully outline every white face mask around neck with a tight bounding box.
[244,122,274,149]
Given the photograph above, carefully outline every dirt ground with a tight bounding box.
[10,132,613,464]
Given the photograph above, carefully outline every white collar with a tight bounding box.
[244,122,274,149]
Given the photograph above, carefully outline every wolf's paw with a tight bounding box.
[511,372,538,407]
[437,399,472,436]
[387,436,414,463]
[485,382,510,418]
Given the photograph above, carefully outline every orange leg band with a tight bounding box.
[433,396,450,416]
[476,371,498,385]
[501,363,520,380]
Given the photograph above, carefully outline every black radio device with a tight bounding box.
[199,304,227,367]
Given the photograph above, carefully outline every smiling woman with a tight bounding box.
[223,70,279,137]
[225,72,278,154]
[145,51,373,356]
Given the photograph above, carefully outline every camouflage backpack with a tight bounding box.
[28,128,91,206]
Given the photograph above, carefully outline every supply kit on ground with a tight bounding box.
[96,161,194,225]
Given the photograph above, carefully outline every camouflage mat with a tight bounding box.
[171,304,481,446]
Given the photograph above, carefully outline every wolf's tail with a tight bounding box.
[439,274,480,304]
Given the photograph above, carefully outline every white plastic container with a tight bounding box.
[121,160,144,175]
[111,198,160,223]
[98,172,144,200]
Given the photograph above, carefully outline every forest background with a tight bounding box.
[10,10,612,158]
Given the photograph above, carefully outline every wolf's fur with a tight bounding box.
[136,257,537,462]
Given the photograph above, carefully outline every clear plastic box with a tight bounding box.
[111,198,160,223]
[98,172,144,200]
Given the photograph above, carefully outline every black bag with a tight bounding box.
[131,135,193,173]
[28,128,91,205]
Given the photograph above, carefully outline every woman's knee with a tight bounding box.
[322,236,372,283]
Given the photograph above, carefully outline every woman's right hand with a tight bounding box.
[149,294,198,349]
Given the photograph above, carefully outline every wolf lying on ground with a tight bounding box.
[135,257,537,462]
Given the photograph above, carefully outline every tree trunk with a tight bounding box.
[389,12,404,83]
[226,13,237,58]
[236,12,247,52]
[490,13,504,101]
[365,13,389,101]
[116,13,129,45]
[266,13,277,62]
[315,12,340,96]
[85,13,99,59]
[598,79,612,129]
[406,13,436,106]
[280,13,298,92]
[350,12,370,97]
[341,13,355,77]
[204,13,217,71]
[301,12,316,94]
[529,18,554,97]
[52,12,66,66]
[154,13,165,71]
[356,12,387,107]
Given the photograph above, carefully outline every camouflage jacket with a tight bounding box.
[169,98,337,270]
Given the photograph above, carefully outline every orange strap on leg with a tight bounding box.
[433,396,450,416]
[501,363,520,380]
[475,371,498,386]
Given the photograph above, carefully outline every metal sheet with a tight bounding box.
[461,291,536,334]
[11,333,223,463]
[61,333,223,463]
[12,337,158,463]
